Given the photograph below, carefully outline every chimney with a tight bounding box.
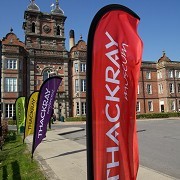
[69,29,75,50]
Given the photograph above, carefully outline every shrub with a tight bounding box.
[5,130,16,142]
[65,116,86,122]
[8,119,16,125]
[2,120,9,138]
[166,112,180,117]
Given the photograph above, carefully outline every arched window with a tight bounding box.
[43,69,52,81]
[57,25,60,35]
[32,22,35,33]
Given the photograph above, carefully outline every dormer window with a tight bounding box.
[32,22,35,33]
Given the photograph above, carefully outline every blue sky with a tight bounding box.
[0,0,180,61]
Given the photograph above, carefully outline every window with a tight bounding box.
[76,102,80,115]
[75,79,79,92]
[74,63,78,72]
[146,71,151,79]
[5,78,17,92]
[57,25,60,35]
[81,102,86,115]
[80,63,86,72]
[5,104,15,118]
[176,70,180,78]
[43,69,53,81]
[136,101,140,112]
[170,100,175,111]
[157,71,162,79]
[158,84,163,94]
[157,72,160,79]
[148,101,153,111]
[169,83,174,93]
[32,22,35,33]
[6,59,17,69]
[137,84,139,94]
[168,70,173,78]
[56,25,62,36]
[147,84,152,94]
[81,79,86,92]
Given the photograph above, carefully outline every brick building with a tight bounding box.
[1,29,27,120]
[1,0,180,121]
[137,52,180,114]
[0,0,87,120]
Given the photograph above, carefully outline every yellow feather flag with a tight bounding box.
[24,92,39,140]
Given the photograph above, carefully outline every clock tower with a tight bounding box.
[23,0,70,118]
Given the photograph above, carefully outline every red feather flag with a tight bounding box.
[87,4,143,180]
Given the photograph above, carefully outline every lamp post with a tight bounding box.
[0,40,2,150]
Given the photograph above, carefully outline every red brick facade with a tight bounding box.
[137,53,180,114]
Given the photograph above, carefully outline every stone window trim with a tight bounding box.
[147,84,152,94]
[136,101,140,112]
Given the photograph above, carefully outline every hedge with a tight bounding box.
[8,119,16,125]
[66,113,180,121]
[65,116,86,122]
[136,112,180,119]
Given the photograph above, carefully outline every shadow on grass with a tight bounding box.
[4,144,24,151]
[12,161,21,180]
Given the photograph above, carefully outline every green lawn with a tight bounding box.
[0,131,46,180]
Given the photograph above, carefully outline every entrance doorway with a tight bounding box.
[161,105,164,112]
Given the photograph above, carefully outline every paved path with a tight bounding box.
[25,124,177,180]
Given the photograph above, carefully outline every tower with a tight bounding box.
[23,0,70,118]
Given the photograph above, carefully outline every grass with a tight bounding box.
[0,131,46,180]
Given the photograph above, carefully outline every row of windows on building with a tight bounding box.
[3,69,62,93]
[4,101,86,118]
[4,78,180,94]
[4,101,87,119]
[136,100,179,112]
[4,60,180,79]
[3,59,86,74]
[5,100,179,118]
[137,83,180,95]
[5,99,180,118]
[31,22,63,36]
[136,101,153,112]
[4,74,57,93]
[146,70,180,80]
[74,63,86,73]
